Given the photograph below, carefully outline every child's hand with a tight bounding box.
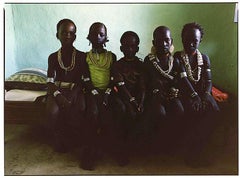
[103,94,109,107]
[191,95,201,112]
[202,92,212,111]
[137,102,144,113]
[130,97,139,112]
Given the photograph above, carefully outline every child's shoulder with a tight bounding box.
[173,51,182,58]
[48,51,58,60]
[75,49,86,57]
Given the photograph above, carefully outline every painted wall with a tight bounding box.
[4,3,238,97]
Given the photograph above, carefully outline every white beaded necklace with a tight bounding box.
[148,54,174,80]
[181,49,203,83]
[57,47,76,75]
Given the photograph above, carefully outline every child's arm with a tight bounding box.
[174,52,201,111]
[137,61,146,112]
[47,54,71,108]
[81,56,99,96]
[202,54,212,94]
[102,53,117,106]
[47,54,58,95]
[201,54,217,111]
[112,60,139,111]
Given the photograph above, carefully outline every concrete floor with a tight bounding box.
[4,111,238,176]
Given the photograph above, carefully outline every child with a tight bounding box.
[80,22,116,170]
[174,22,220,167]
[46,19,86,153]
[143,26,184,151]
[144,26,184,120]
[111,31,146,166]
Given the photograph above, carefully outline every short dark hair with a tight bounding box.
[87,22,108,42]
[153,26,170,39]
[120,31,140,45]
[181,22,204,40]
[57,18,76,32]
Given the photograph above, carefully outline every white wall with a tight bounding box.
[5,4,17,78]
[4,4,155,78]
[4,3,238,97]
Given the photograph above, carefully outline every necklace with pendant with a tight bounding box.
[57,47,76,75]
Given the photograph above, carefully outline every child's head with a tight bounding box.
[152,26,173,55]
[87,22,109,48]
[181,22,204,54]
[56,18,76,47]
[120,31,140,59]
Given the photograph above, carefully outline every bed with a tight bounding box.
[4,68,228,124]
[4,68,48,124]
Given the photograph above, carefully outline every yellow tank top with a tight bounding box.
[86,50,113,90]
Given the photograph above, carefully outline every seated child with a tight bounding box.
[174,22,220,167]
[144,26,184,120]
[80,22,116,170]
[111,31,146,166]
[46,18,86,153]
[143,26,184,150]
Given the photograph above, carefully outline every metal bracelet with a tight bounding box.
[91,89,99,95]
[153,89,159,94]
[180,72,187,78]
[130,97,136,102]
[117,81,125,86]
[47,77,54,83]
[105,88,111,95]
[191,92,198,98]
[205,91,211,95]
[53,90,61,97]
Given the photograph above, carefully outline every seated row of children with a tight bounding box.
[46,19,220,170]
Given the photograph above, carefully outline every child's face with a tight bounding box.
[57,22,76,47]
[89,24,107,47]
[153,29,172,55]
[120,36,139,59]
[182,28,201,54]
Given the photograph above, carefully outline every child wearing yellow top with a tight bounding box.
[81,22,116,170]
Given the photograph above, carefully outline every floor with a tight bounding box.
[4,102,238,175]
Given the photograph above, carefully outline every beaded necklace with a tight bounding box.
[57,47,76,75]
[148,54,174,80]
[88,49,110,68]
[181,49,203,83]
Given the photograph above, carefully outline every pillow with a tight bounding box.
[5,68,47,91]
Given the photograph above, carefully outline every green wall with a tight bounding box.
[5,3,238,98]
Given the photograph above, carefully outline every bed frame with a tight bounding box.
[4,92,47,125]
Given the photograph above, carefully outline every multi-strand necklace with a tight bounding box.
[88,49,110,68]
[148,54,174,80]
[57,47,76,75]
[181,49,203,83]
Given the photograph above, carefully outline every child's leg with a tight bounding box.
[46,95,68,153]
